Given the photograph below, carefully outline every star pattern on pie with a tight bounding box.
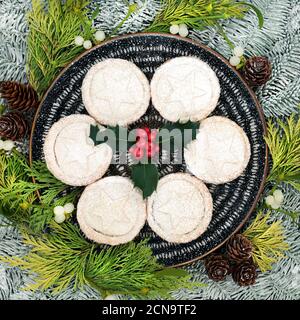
[92,68,143,117]
[88,186,133,234]
[160,69,208,113]
[201,130,244,173]
[56,135,99,172]
[82,59,150,126]
[43,57,251,246]
[154,187,204,234]
[77,176,147,245]
[185,116,251,184]
[147,173,213,243]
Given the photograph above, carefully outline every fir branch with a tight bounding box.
[110,3,139,36]
[27,0,96,97]
[243,211,289,273]
[146,0,262,33]
[265,114,300,191]
[0,150,32,225]
[0,222,204,298]
[0,151,80,231]
[0,222,92,293]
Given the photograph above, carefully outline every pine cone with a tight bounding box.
[226,234,253,262]
[0,81,39,112]
[232,260,257,286]
[0,112,28,141]
[244,56,272,87]
[205,254,231,281]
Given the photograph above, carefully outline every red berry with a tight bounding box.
[147,143,157,157]
[136,128,148,140]
[144,127,151,134]
[136,139,147,149]
[134,147,144,160]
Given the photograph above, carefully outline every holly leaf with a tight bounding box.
[89,125,136,152]
[158,121,199,150]
[131,163,159,199]
[89,124,100,143]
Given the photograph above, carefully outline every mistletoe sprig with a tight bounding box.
[146,0,263,48]
[27,0,140,98]
[0,150,205,298]
[89,121,199,198]
[27,0,97,97]
[0,150,80,231]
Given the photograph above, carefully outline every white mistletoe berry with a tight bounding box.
[54,212,66,224]
[74,36,84,46]
[170,24,180,35]
[2,140,15,151]
[64,203,75,214]
[270,201,281,210]
[229,56,241,67]
[94,30,106,42]
[233,46,245,57]
[273,189,284,204]
[83,40,92,50]
[178,24,189,37]
[105,295,119,300]
[265,195,275,207]
[54,206,65,216]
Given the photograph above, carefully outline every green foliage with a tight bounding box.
[0,222,204,298]
[0,222,91,293]
[265,114,300,191]
[90,121,200,198]
[110,3,140,36]
[131,163,159,199]
[0,150,79,232]
[243,211,289,272]
[27,0,96,97]
[146,0,263,33]
[0,150,32,226]
[89,125,136,152]
[240,2,264,28]
[159,121,199,149]
[0,104,6,115]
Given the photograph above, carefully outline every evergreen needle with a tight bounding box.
[27,0,96,97]
[265,114,300,191]
[0,222,205,298]
[146,0,263,33]
[0,151,79,232]
[243,211,289,272]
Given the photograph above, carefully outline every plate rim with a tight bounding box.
[29,32,269,267]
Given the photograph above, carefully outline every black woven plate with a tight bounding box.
[30,33,268,267]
